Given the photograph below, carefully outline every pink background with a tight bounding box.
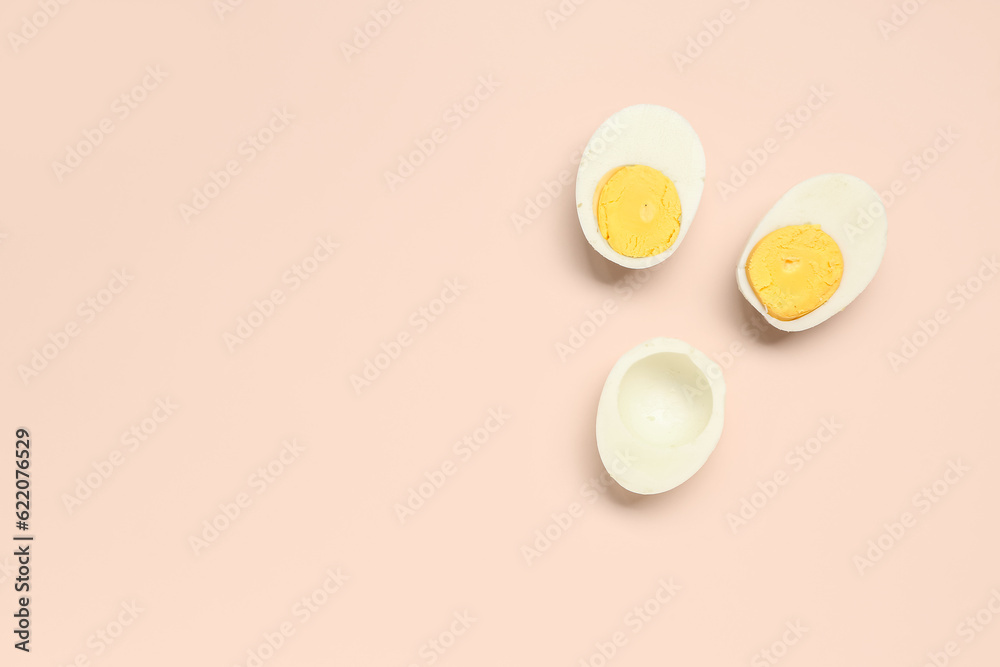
[2,0,999,664]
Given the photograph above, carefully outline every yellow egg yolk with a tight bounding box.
[745,224,844,321]
[595,165,682,258]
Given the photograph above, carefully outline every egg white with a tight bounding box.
[596,338,725,495]
[576,105,706,269]
[736,173,888,332]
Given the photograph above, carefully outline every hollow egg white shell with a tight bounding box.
[736,173,888,332]
[596,338,725,495]
[576,105,706,269]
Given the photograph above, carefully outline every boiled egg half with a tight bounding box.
[596,338,725,494]
[737,174,888,332]
[576,105,706,269]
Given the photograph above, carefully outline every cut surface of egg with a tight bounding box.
[736,174,888,332]
[596,338,725,495]
[576,105,706,269]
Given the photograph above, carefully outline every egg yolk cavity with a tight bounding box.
[595,165,682,258]
[745,224,844,321]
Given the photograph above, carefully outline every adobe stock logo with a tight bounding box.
[224,236,339,352]
[843,126,958,229]
[917,589,1000,667]
[521,453,635,566]
[7,0,72,53]
[577,578,682,667]
[750,620,809,667]
[350,278,467,395]
[383,76,501,192]
[188,439,306,556]
[51,66,168,183]
[671,0,753,73]
[178,107,294,223]
[726,417,842,534]
[853,459,970,575]
[877,0,933,40]
[544,0,589,31]
[511,116,626,234]
[62,397,179,515]
[716,84,833,202]
[233,567,350,667]
[402,611,476,667]
[55,600,145,666]
[555,267,659,362]
[393,407,510,524]
[340,0,411,62]
[886,255,997,372]
[17,269,134,385]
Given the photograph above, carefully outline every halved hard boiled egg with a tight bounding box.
[576,105,706,269]
[736,174,888,332]
[596,338,725,495]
